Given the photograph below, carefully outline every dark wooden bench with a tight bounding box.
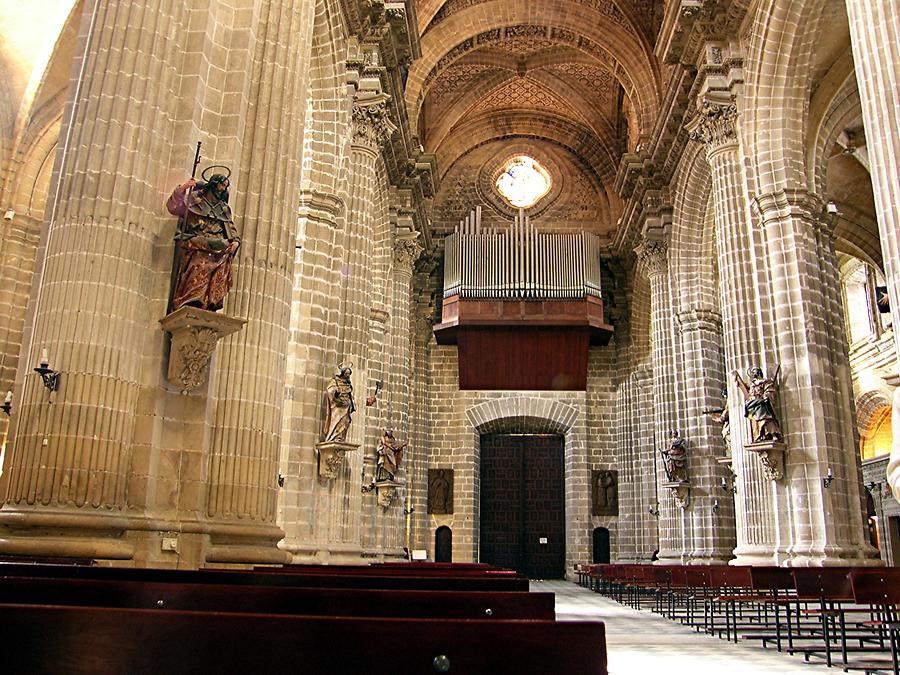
[0,562,529,591]
[846,569,900,674]
[0,574,556,619]
[0,603,608,675]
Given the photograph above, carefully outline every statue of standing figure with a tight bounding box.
[166,170,241,312]
[733,365,783,443]
[375,428,408,483]
[703,387,731,451]
[660,430,687,483]
[323,363,356,443]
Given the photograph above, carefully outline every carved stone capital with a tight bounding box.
[634,237,669,278]
[159,307,246,393]
[352,99,397,153]
[316,441,359,480]
[688,100,739,151]
[393,235,423,271]
[676,309,723,334]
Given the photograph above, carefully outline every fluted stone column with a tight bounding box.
[279,189,347,560]
[845,0,900,360]
[753,191,876,564]
[689,99,782,564]
[675,309,735,563]
[0,0,189,561]
[637,236,690,563]
[308,93,395,562]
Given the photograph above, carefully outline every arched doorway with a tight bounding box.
[479,433,565,578]
[435,526,452,563]
[593,527,610,564]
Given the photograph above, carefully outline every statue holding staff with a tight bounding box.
[166,156,241,312]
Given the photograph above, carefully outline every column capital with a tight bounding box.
[687,99,739,152]
[393,234,423,272]
[352,95,397,153]
[675,308,722,333]
[635,237,669,278]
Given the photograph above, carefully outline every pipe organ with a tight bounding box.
[435,208,613,391]
[443,208,603,301]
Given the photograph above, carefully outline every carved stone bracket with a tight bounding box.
[376,479,402,508]
[159,307,246,393]
[662,480,691,509]
[316,441,359,480]
[745,440,787,481]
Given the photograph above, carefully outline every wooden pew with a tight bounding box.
[0,562,529,591]
[0,603,608,675]
[0,575,556,620]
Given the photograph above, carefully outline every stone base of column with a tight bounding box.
[731,544,780,566]
[280,540,367,565]
[0,509,288,567]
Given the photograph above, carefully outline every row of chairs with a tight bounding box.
[576,562,899,674]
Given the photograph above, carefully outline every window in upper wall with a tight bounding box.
[495,156,552,209]
[861,405,893,461]
[842,260,892,345]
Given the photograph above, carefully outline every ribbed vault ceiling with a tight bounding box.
[411,0,663,238]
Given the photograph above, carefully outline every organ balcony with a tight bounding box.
[434,209,613,391]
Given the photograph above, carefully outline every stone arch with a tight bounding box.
[669,142,717,315]
[741,0,830,195]
[466,396,579,433]
[856,390,892,439]
[407,2,659,138]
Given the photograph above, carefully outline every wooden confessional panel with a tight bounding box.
[479,434,565,579]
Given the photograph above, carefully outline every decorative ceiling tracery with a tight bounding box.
[411,0,663,240]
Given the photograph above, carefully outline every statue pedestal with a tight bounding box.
[315,441,358,480]
[371,479,403,508]
[662,480,691,509]
[160,307,246,393]
[745,440,787,481]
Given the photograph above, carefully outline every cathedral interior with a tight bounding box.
[0,0,899,581]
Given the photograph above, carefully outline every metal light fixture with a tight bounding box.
[1,390,11,416]
[720,475,737,494]
[34,349,60,392]
[648,502,660,518]
[823,467,834,489]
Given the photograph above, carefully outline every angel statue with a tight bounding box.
[733,365,783,443]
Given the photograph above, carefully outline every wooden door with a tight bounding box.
[479,434,565,578]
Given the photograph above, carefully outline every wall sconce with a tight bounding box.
[720,475,737,494]
[864,481,881,495]
[34,349,60,392]
[648,502,660,518]
[712,499,720,513]
[277,473,285,488]
[822,467,834,489]
[1,390,11,416]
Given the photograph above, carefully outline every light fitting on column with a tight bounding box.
[720,475,737,494]
[1,390,11,416]
[34,349,60,392]
[822,467,835,489]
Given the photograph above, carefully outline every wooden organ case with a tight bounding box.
[434,209,613,390]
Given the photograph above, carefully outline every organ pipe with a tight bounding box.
[443,209,603,300]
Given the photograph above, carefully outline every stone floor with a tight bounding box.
[533,580,835,675]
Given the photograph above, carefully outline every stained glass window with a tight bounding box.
[495,156,552,209]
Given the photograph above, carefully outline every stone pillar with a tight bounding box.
[387,234,422,549]
[675,309,735,563]
[0,0,188,560]
[309,92,395,562]
[845,0,900,359]
[753,191,876,564]
[688,99,782,564]
[637,236,690,563]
